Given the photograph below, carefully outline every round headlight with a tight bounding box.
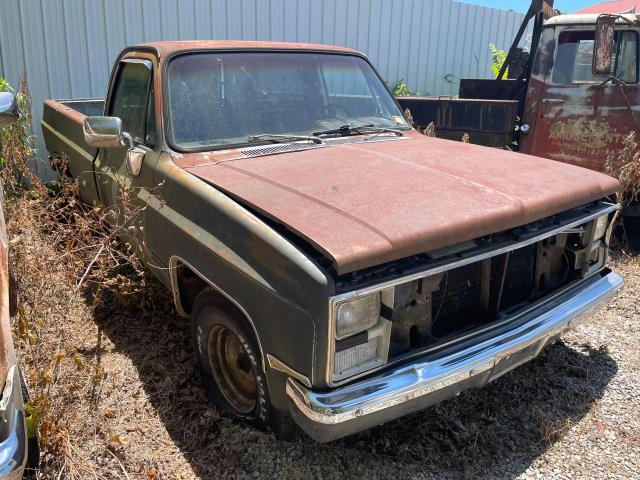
[335,293,381,339]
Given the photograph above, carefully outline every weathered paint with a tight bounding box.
[179,134,618,274]
[42,41,620,401]
[0,187,16,384]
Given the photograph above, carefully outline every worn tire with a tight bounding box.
[191,287,296,438]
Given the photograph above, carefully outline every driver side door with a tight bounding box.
[94,55,160,254]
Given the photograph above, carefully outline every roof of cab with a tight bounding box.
[135,40,361,58]
[545,13,638,25]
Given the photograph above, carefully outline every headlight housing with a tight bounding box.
[593,213,609,241]
[330,292,391,383]
[572,212,613,277]
[335,293,380,339]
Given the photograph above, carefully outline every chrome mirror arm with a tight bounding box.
[121,132,135,150]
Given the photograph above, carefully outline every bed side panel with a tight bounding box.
[41,99,101,204]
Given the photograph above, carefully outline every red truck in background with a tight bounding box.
[397,0,640,248]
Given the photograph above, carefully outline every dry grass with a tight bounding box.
[2,80,182,479]
[606,132,640,207]
[8,195,223,479]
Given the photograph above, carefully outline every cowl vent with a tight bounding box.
[240,133,402,157]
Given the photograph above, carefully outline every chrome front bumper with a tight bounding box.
[287,271,623,442]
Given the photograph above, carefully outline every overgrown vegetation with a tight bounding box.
[605,132,640,207]
[1,78,165,478]
[489,43,508,78]
[0,77,36,178]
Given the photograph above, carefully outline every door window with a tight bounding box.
[552,30,638,84]
[109,61,154,145]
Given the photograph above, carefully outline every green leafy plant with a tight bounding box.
[392,79,415,97]
[489,43,508,78]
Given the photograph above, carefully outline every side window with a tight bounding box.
[109,61,153,145]
[552,30,638,84]
[615,31,638,83]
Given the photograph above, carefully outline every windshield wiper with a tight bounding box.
[312,123,404,137]
[247,133,323,144]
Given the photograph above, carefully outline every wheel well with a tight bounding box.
[174,261,266,369]
[174,262,209,315]
[173,261,250,327]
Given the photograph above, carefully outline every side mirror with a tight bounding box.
[83,116,126,148]
[0,92,17,127]
[593,14,616,76]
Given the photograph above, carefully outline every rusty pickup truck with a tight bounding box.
[38,41,623,442]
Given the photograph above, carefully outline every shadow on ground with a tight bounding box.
[93,281,617,480]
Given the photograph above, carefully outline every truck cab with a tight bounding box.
[520,14,640,172]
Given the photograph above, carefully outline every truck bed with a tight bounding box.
[396,96,519,149]
[41,99,104,203]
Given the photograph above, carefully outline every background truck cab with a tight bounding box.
[521,13,640,172]
[397,2,640,248]
[398,2,640,171]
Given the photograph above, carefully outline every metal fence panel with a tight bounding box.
[0,0,529,178]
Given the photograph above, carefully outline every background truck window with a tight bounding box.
[552,30,638,84]
[109,62,153,144]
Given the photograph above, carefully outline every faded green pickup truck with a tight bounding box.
[36,41,622,442]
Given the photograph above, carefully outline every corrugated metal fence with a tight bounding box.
[0,0,528,177]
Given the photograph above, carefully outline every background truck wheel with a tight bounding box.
[623,216,640,254]
[190,288,296,437]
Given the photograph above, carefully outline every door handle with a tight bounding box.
[541,98,565,104]
[126,147,146,177]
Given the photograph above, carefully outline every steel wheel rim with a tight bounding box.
[208,324,257,413]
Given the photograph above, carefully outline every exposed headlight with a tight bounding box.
[335,293,381,339]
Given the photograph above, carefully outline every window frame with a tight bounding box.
[612,30,639,83]
[107,58,156,147]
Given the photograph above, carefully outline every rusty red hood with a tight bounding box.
[174,136,619,274]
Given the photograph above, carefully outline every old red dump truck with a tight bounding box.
[397,1,640,246]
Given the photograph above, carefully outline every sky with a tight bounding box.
[458,0,602,13]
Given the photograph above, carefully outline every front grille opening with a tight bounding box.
[387,231,586,358]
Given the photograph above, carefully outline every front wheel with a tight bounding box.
[190,288,296,437]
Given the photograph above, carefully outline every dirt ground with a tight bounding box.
[9,198,639,480]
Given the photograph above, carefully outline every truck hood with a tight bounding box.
[174,136,619,274]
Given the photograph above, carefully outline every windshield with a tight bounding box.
[166,52,410,150]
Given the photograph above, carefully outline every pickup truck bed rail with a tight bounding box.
[42,99,105,201]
